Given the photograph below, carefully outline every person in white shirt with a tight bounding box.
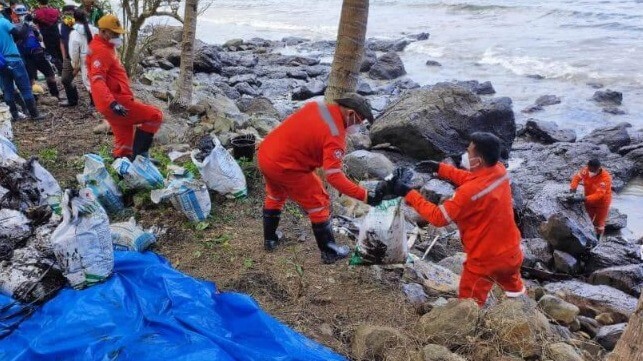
[68,9,97,103]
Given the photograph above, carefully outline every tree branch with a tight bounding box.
[150,11,184,23]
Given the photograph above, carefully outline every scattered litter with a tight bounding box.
[0,105,12,140]
[51,189,113,290]
[110,218,156,252]
[191,135,247,199]
[151,167,211,222]
[77,154,124,214]
[350,198,408,265]
[168,150,191,162]
[112,156,164,190]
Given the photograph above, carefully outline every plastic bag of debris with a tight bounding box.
[112,155,164,190]
[350,198,408,265]
[51,189,114,289]
[0,246,66,303]
[150,167,211,222]
[29,158,62,214]
[77,154,124,214]
[191,135,247,199]
[0,104,12,140]
[0,209,32,253]
[110,218,156,252]
[0,135,21,165]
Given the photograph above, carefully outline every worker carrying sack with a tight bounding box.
[191,135,247,199]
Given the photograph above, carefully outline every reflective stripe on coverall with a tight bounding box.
[570,166,613,233]
[258,101,367,223]
[86,36,163,157]
[404,163,524,306]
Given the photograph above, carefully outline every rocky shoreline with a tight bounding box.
[120,26,642,359]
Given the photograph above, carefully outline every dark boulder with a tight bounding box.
[522,104,543,113]
[194,45,222,73]
[540,212,597,256]
[220,66,254,78]
[521,238,553,268]
[603,106,626,115]
[586,236,642,273]
[368,52,407,80]
[236,97,280,118]
[625,147,643,174]
[518,119,576,144]
[420,179,455,204]
[304,65,330,78]
[536,95,562,107]
[281,36,309,46]
[151,47,181,66]
[592,89,623,106]
[356,82,375,96]
[409,32,430,41]
[291,80,326,101]
[589,264,643,297]
[157,59,174,70]
[553,250,581,275]
[454,80,495,95]
[360,50,377,73]
[595,323,626,351]
[580,122,631,153]
[228,74,260,87]
[286,69,308,80]
[234,82,258,97]
[370,83,516,160]
[605,208,627,232]
[425,60,442,67]
[367,38,410,52]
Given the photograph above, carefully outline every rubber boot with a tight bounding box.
[14,91,27,114]
[7,100,26,121]
[25,98,45,121]
[263,209,282,251]
[312,221,350,264]
[60,83,78,107]
[132,128,155,159]
[46,79,59,98]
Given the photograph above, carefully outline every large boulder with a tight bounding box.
[360,50,377,72]
[419,344,466,361]
[521,238,553,268]
[368,52,407,80]
[553,250,581,275]
[344,150,395,180]
[351,325,410,361]
[371,84,516,160]
[605,208,628,231]
[484,299,551,359]
[592,89,623,106]
[367,37,411,52]
[595,323,626,351]
[436,252,466,275]
[540,212,597,256]
[194,45,222,73]
[151,47,181,67]
[624,146,643,174]
[417,299,480,347]
[453,80,496,95]
[236,97,281,118]
[538,294,580,324]
[518,119,576,144]
[545,342,584,361]
[585,236,642,273]
[406,260,460,296]
[146,26,183,54]
[589,264,643,297]
[291,80,326,101]
[543,281,638,321]
[580,122,631,153]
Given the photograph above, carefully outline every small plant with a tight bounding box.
[150,149,172,177]
[38,148,58,165]
[285,203,304,219]
[243,258,253,269]
[238,157,260,182]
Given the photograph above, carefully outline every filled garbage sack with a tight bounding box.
[0,210,32,251]
[191,135,247,199]
[76,154,124,214]
[0,157,61,215]
[151,167,211,222]
[51,189,113,290]
[0,105,12,140]
[28,159,61,215]
[0,135,22,166]
[112,156,164,190]
[0,246,65,303]
[110,218,156,252]
[0,251,345,361]
[350,198,408,265]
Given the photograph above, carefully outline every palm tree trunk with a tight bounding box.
[324,0,369,102]
[170,0,198,112]
[608,293,643,361]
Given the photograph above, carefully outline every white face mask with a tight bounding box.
[588,171,598,177]
[109,37,123,48]
[460,152,481,170]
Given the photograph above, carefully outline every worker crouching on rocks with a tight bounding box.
[569,158,612,238]
[390,132,525,306]
[86,14,162,159]
[258,93,388,264]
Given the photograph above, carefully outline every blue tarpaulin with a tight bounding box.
[0,251,346,361]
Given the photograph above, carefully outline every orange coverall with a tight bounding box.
[86,36,163,158]
[257,102,367,223]
[570,166,612,234]
[404,163,524,306]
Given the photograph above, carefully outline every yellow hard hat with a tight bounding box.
[32,84,45,95]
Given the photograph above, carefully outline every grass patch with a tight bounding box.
[37,148,58,165]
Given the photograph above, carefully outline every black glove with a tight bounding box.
[569,188,576,193]
[110,101,128,117]
[570,194,586,203]
[415,160,440,174]
[366,180,390,206]
[391,167,414,198]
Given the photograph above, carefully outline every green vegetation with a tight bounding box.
[37,148,58,165]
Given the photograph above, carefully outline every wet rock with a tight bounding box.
[521,104,543,113]
[344,150,395,180]
[291,80,326,101]
[625,147,643,174]
[157,59,175,70]
[417,299,479,347]
[605,208,627,231]
[536,94,562,106]
[346,128,372,152]
[228,74,260,87]
[281,36,308,46]
[603,106,626,115]
[586,236,642,273]
[286,69,308,80]
[367,38,410,52]
[587,81,604,89]
[589,264,643,297]
[541,213,597,256]
[356,82,375,96]
[220,66,253,78]
[249,115,280,137]
[359,50,378,73]
[543,280,638,321]
[425,60,442,67]
[402,282,430,312]
[351,325,409,361]
[595,323,626,351]
[151,47,181,66]
[371,83,515,160]
[234,82,259,96]
[580,122,631,153]
[236,97,280,118]
[223,38,244,49]
[484,299,551,358]
[538,294,579,324]
[578,315,600,338]
[592,89,622,106]
[436,252,465,275]
[406,260,460,296]
[304,64,330,78]
[409,32,430,41]
[454,80,496,95]
[545,342,584,361]
[194,45,222,73]
[419,344,466,361]
[368,52,407,80]
[553,250,581,275]
[518,119,576,144]
[419,179,455,204]
[521,238,553,268]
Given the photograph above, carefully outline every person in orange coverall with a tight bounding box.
[86,14,163,159]
[390,132,525,306]
[258,93,388,264]
[569,158,612,237]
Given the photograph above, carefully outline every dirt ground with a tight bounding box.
[11,93,424,358]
